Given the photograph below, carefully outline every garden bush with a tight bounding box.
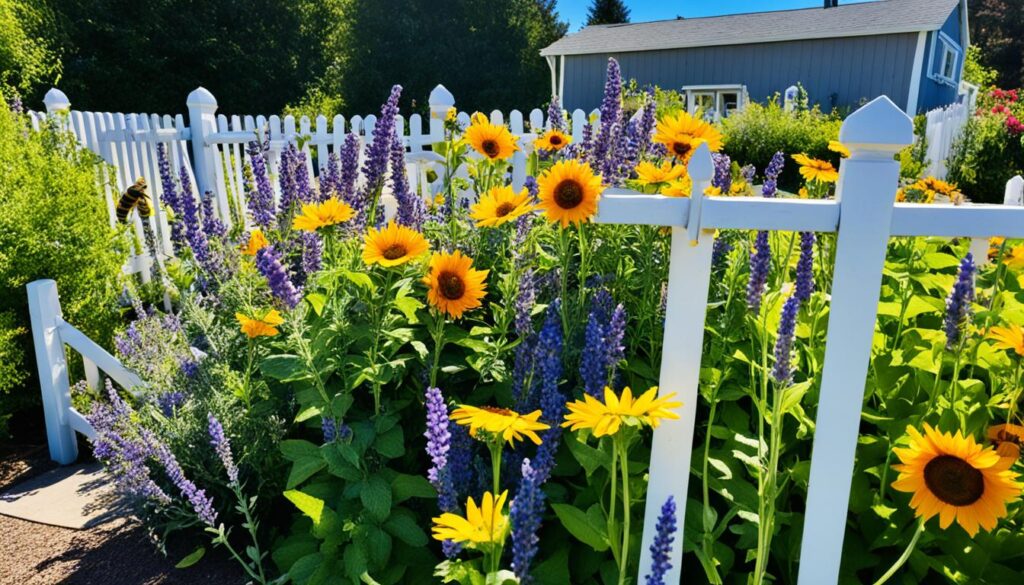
[75,59,1024,585]
[947,88,1024,204]
[0,105,128,434]
[720,98,843,192]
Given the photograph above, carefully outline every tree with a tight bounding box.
[586,0,630,26]
[969,0,1024,89]
[0,0,61,104]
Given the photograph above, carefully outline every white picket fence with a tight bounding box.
[31,86,600,273]
[922,100,971,179]
[27,92,1024,584]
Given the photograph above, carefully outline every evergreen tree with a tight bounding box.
[586,0,630,26]
[970,0,1024,89]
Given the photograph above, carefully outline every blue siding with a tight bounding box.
[562,33,922,114]
[916,5,963,112]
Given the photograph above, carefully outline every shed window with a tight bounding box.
[681,85,748,121]
[931,33,962,86]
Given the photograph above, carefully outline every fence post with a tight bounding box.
[43,87,70,116]
[1005,175,1024,206]
[26,279,78,465]
[428,84,455,142]
[797,97,912,585]
[636,144,716,584]
[186,87,220,203]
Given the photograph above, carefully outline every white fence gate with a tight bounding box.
[922,100,971,179]
[29,94,1024,584]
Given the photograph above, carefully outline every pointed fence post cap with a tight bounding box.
[688,142,714,182]
[186,86,218,109]
[43,88,70,113]
[429,84,455,109]
[838,95,913,157]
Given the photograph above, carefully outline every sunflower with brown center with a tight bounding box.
[891,423,1022,536]
[534,129,572,152]
[469,186,535,228]
[422,250,489,318]
[450,404,549,445]
[792,153,839,184]
[537,159,604,227]
[292,197,355,231]
[988,423,1024,463]
[653,111,723,163]
[464,113,518,161]
[362,221,430,267]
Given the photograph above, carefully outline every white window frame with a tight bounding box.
[928,31,962,87]
[681,85,748,121]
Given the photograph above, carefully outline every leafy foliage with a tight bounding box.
[0,0,61,103]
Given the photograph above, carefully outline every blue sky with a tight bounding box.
[556,0,879,31]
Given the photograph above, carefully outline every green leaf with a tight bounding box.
[383,511,429,547]
[394,294,424,323]
[392,473,436,503]
[551,503,609,552]
[322,444,362,481]
[284,489,326,525]
[331,393,354,418]
[306,293,327,316]
[364,525,393,567]
[261,354,309,381]
[532,547,570,585]
[565,435,610,476]
[343,270,375,291]
[361,476,393,522]
[175,546,206,569]
[281,439,323,461]
[344,542,369,580]
[287,456,327,489]
[294,404,322,423]
[374,426,405,459]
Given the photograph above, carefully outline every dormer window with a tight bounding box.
[931,32,961,86]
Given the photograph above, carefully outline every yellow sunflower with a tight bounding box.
[661,175,693,198]
[534,129,572,152]
[449,405,549,445]
[653,111,723,162]
[799,187,810,199]
[891,424,1023,536]
[989,237,1006,259]
[362,221,430,267]
[1002,245,1024,270]
[791,153,839,184]
[635,160,686,186]
[537,159,604,227]
[236,309,284,338]
[422,250,489,318]
[988,324,1024,357]
[562,386,682,438]
[828,140,850,158]
[469,186,535,228]
[988,424,1024,464]
[432,491,509,547]
[292,197,355,231]
[704,186,722,196]
[464,113,518,160]
[729,181,751,196]
[241,229,269,256]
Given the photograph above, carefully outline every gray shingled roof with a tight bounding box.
[541,0,960,56]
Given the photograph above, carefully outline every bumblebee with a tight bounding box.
[116,177,152,223]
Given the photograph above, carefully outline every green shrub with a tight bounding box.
[0,106,128,428]
[720,99,843,191]
[0,0,61,103]
[947,113,1024,203]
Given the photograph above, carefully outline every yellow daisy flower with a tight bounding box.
[537,159,604,227]
[292,197,355,232]
[635,160,687,186]
[653,111,723,163]
[469,185,535,228]
[799,187,810,199]
[729,181,751,196]
[661,175,693,198]
[791,153,838,184]
[1003,245,1024,270]
[988,324,1024,357]
[432,491,509,547]
[891,424,1022,536]
[562,386,682,438]
[465,113,518,161]
[450,405,549,445]
[828,140,850,158]
[422,250,489,318]
[988,237,1006,259]
[235,309,285,339]
[704,186,722,196]
[241,229,269,256]
[362,221,430,267]
[534,129,572,152]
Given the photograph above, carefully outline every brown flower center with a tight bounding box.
[553,179,584,209]
[438,271,465,300]
[672,141,693,158]
[923,455,985,506]
[481,139,500,158]
[495,202,517,217]
[479,406,515,417]
[382,244,408,260]
[549,135,563,146]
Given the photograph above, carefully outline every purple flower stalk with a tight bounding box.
[747,231,771,312]
[156,144,186,252]
[278,145,299,216]
[635,88,657,158]
[322,416,337,443]
[424,387,452,493]
[207,413,239,484]
[511,458,547,583]
[944,253,976,349]
[293,148,314,204]
[532,300,564,482]
[338,133,361,207]
[201,192,227,240]
[154,441,218,526]
[245,141,277,229]
[761,152,785,199]
[712,236,732,269]
[547,96,564,131]
[390,135,425,230]
[590,59,623,176]
[356,86,403,229]
[157,391,186,416]
[523,175,539,201]
[320,152,339,201]
[580,314,607,398]
[795,232,815,302]
[301,231,323,278]
[179,166,210,265]
[741,164,756,185]
[644,496,678,585]
[515,270,537,338]
[771,295,801,385]
[256,245,302,309]
[712,153,732,193]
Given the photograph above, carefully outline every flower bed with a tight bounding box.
[75,60,1024,585]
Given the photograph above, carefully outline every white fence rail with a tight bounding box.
[923,100,971,179]
[27,93,1024,584]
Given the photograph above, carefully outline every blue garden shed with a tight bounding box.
[540,0,970,116]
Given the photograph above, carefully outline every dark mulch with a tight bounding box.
[0,444,247,585]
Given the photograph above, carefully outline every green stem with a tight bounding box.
[369,271,395,415]
[488,440,503,496]
[616,436,632,585]
[243,340,255,409]
[608,437,621,566]
[234,482,267,584]
[872,520,925,585]
[429,313,447,388]
[701,399,724,585]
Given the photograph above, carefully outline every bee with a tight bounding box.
[116,177,152,223]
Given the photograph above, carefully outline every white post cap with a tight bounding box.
[186,86,218,109]
[43,88,70,113]
[429,84,455,113]
[839,95,913,158]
